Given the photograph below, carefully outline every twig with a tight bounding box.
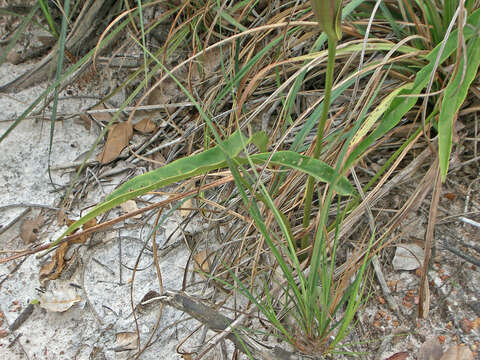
[0,176,234,264]
[156,290,296,360]
[419,160,441,318]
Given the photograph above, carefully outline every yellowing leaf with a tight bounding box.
[97,122,133,164]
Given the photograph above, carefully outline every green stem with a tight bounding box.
[301,37,337,250]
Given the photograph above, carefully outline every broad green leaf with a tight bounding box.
[55,131,253,243]
[246,152,355,196]
[55,138,354,245]
[439,34,480,181]
[344,8,480,171]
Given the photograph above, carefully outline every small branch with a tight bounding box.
[156,290,296,360]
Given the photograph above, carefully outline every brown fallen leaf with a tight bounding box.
[120,200,142,219]
[78,113,92,131]
[418,338,443,360]
[39,217,98,283]
[20,214,44,244]
[133,118,156,133]
[89,103,113,123]
[193,250,212,278]
[97,122,133,164]
[39,242,69,284]
[439,345,473,360]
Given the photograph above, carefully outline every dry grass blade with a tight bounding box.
[418,159,442,318]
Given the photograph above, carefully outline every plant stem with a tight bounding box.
[301,37,338,249]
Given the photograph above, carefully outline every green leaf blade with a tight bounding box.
[439,35,480,181]
[248,151,355,196]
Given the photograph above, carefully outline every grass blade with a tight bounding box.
[247,151,355,196]
[55,131,258,241]
[439,33,480,180]
[344,8,480,171]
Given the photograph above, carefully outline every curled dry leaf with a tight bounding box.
[120,200,142,219]
[439,345,473,360]
[20,214,44,244]
[133,118,156,133]
[39,284,81,312]
[114,332,138,352]
[39,217,98,283]
[39,242,69,284]
[97,122,133,164]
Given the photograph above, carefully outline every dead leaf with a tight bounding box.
[39,284,81,312]
[384,352,409,360]
[147,79,179,106]
[440,345,473,360]
[180,188,195,218]
[191,48,221,81]
[114,332,138,352]
[134,118,156,133]
[120,200,142,219]
[418,338,443,360]
[20,214,44,244]
[70,217,98,244]
[193,250,212,278]
[57,208,66,226]
[97,122,133,164]
[89,103,113,123]
[78,113,92,131]
[84,217,98,229]
[392,243,424,271]
[39,242,69,284]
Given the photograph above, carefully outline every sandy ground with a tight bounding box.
[0,59,222,360]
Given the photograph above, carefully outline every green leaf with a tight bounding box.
[344,8,480,171]
[439,34,480,181]
[55,130,254,243]
[247,151,355,196]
